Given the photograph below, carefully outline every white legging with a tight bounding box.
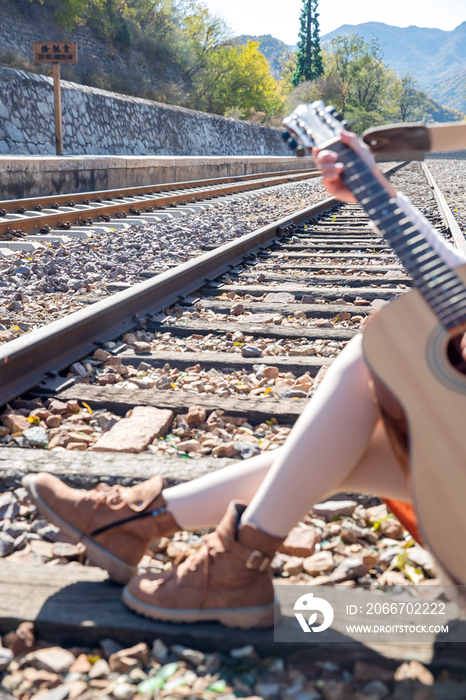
[163,334,409,538]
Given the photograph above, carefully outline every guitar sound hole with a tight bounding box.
[447,334,466,376]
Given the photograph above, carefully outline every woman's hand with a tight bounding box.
[313,130,397,203]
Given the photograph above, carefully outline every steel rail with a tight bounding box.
[0,168,318,213]
[0,161,407,407]
[421,162,466,255]
[0,170,320,237]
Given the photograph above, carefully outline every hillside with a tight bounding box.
[0,0,284,119]
[234,34,291,79]
[235,28,464,122]
[0,0,184,103]
[428,69,466,114]
[321,21,466,112]
[421,95,465,123]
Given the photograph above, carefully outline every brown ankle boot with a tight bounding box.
[23,473,180,584]
[122,502,284,629]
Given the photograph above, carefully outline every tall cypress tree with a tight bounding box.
[291,0,323,86]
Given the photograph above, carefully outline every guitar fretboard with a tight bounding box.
[333,141,466,331]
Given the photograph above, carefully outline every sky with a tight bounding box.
[202,0,466,45]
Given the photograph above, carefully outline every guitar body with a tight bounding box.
[363,263,466,585]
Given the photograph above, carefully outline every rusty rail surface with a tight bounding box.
[0,168,319,237]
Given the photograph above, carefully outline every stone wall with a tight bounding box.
[0,67,290,157]
[0,0,184,99]
[0,155,313,199]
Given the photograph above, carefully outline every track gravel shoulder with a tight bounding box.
[0,179,325,340]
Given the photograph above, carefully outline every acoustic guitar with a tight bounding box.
[282,102,466,586]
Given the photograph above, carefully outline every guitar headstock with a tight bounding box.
[282,100,350,156]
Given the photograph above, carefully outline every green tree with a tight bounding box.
[325,36,385,112]
[122,0,182,64]
[279,49,298,95]
[291,0,323,86]
[286,34,404,132]
[191,40,283,119]
[179,0,231,78]
[22,0,105,32]
[123,0,177,39]
[395,74,428,121]
[286,73,342,113]
[323,34,399,131]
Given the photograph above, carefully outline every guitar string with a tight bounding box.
[343,161,459,313]
[343,155,464,300]
[339,151,466,328]
[370,217,466,326]
[370,219,466,324]
[350,163,466,325]
[332,146,466,328]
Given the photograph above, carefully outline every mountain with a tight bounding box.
[421,95,464,123]
[234,34,292,79]
[428,69,466,113]
[321,22,466,112]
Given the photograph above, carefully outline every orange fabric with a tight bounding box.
[368,379,422,545]
[382,498,422,545]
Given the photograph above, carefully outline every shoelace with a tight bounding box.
[75,481,167,538]
[81,484,129,537]
[146,533,223,610]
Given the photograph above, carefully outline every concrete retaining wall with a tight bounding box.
[0,66,290,158]
[0,155,314,199]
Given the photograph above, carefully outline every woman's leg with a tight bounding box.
[338,419,409,501]
[164,449,277,530]
[241,333,377,537]
[164,334,409,532]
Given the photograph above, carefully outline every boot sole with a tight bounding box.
[122,587,281,629]
[22,474,136,585]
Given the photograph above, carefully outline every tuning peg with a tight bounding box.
[325,105,337,114]
[295,145,306,157]
[282,131,291,142]
[334,113,345,122]
[288,139,298,150]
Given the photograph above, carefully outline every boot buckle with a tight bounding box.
[245,549,270,572]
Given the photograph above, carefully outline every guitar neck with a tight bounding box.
[330,139,466,332]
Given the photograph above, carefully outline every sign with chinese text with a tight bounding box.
[34,42,78,64]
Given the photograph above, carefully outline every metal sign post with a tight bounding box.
[33,42,78,156]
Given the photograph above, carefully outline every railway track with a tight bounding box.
[0,167,318,238]
[1,159,466,665]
